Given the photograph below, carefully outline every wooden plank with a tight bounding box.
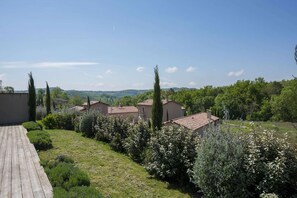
[0,126,12,197]
[11,126,22,198]
[23,127,53,198]
[27,143,53,198]
[19,126,45,198]
[17,126,34,198]
[0,126,8,188]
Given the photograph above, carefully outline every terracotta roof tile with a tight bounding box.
[170,112,219,131]
[108,106,138,114]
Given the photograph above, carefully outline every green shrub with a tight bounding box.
[146,125,197,183]
[42,113,76,130]
[80,111,101,138]
[193,127,297,198]
[22,121,41,131]
[27,130,52,150]
[94,115,129,151]
[47,162,90,190]
[53,187,69,198]
[94,114,112,142]
[69,186,103,198]
[36,120,44,129]
[58,113,75,130]
[245,130,297,197]
[42,114,59,129]
[124,122,151,163]
[193,127,248,198]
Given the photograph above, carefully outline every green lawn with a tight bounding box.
[222,120,297,147]
[38,130,191,198]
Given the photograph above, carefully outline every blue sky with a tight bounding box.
[0,0,296,91]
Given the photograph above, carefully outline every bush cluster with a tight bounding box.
[193,127,297,197]
[27,130,53,150]
[79,111,100,138]
[124,122,151,163]
[48,162,90,190]
[145,125,198,183]
[42,112,77,130]
[77,112,198,182]
[22,121,42,131]
[43,155,102,197]
[77,112,130,152]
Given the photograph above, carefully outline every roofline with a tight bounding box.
[170,112,220,122]
[83,101,109,106]
[166,118,219,131]
[108,111,138,114]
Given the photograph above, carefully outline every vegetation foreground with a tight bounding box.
[38,129,191,198]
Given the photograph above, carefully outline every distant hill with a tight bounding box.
[65,89,150,99]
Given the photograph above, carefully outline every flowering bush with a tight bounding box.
[193,127,297,197]
[146,125,198,183]
[245,130,297,197]
[124,122,151,163]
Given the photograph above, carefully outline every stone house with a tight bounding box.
[137,99,184,122]
[81,100,109,115]
[108,106,139,122]
[164,111,220,136]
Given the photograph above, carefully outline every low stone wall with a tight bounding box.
[0,93,29,125]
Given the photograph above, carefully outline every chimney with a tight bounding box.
[207,110,211,120]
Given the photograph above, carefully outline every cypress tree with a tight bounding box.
[28,72,36,121]
[151,65,163,131]
[46,82,51,115]
[87,96,91,110]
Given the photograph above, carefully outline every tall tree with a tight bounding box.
[87,96,91,110]
[151,65,163,131]
[46,82,51,115]
[28,72,36,121]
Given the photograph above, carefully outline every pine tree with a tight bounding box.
[87,96,91,110]
[28,72,36,121]
[151,65,163,131]
[46,82,51,115]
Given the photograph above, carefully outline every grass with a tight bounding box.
[38,130,191,198]
[222,120,297,147]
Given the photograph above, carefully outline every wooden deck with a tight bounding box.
[0,125,53,198]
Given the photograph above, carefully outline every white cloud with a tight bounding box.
[0,61,99,69]
[160,81,176,87]
[96,75,103,79]
[105,69,112,74]
[189,81,196,86]
[228,69,244,77]
[165,67,178,73]
[136,67,144,72]
[96,82,104,86]
[186,66,195,72]
[0,73,6,80]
